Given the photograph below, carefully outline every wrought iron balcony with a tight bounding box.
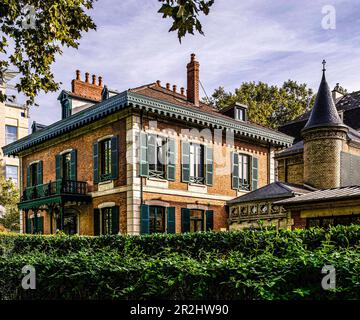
[20,179,90,209]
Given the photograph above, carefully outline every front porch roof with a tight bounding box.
[18,194,91,210]
[3,90,293,157]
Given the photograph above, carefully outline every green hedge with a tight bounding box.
[0,225,359,300]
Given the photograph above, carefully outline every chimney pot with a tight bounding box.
[98,76,103,87]
[166,83,170,90]
[156,80,161,87]
[92,74,97,85]
[173,85,177,93]
[76,70,81,80]
[85,72,90,83]
[180,87,185,95]
[187,53,200,106]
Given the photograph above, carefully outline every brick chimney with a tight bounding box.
[71,70,103,101]
[187,53,200,106]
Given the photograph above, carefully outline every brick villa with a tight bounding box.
[2,54,292,235]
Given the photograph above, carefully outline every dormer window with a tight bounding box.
[219,102,248,122]
[235,107,246,121]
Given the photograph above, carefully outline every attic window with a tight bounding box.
[235,107,246,121]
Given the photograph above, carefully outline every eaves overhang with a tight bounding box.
[2,91,293,156]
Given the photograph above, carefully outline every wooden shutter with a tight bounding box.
[93,142,99,184]
[26,166,31,187]
[93,209,100,236]
[181,141,190,183]
[181,208,190,233]
[111,136,119,180]
[232,152,239,190]
[167,207,176,234]
[206,210,214,231]
[147,134,156,172]
[37,161,43,185]
[38,217,44,234]
[70,150,77,181]
[140,204,150,234]
[252,157,258,191]
[55,154,61,180]
[111,206,119,234]
[166,138,176,181]
[139,132,149,177]
[205,146,213,186]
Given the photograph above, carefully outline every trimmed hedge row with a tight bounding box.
[0,225,359,300]
[1,224,359,257]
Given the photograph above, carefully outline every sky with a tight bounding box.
[11,0,360,126]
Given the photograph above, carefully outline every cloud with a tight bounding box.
[26,0,360,125]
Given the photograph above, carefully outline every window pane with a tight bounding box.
[30,163,38,186]
[62,153,71,180]
[100,139,112,177]
[5,125,17,144]
[149,206,165,233]
[190,209,204,232]
[6,165,18,185]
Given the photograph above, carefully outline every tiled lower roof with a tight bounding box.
[227,182,312,204]
[275,185,360,205]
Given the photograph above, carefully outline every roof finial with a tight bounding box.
[322,59,326,73]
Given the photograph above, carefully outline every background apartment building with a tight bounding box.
[0,71,29,187]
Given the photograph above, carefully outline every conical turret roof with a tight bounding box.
[303,63,343,131]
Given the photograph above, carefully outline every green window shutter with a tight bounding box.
[205,146,213,186]
[70,150,77,181]
[181,141,190,183]
[93,209,100,235]
[111,206,119,234]
[37,161,43,185]
[93,142,99,184]
[252,157,259,191]
[139,132,149,177]
[181,208,190,233]
[232,152,239,190]
[38,217,44,234]
[111,136,119,180]
[147,134,156,171]
[55,154,61,180]
[167,207,176,233]
[166,138,176,181]
[206,210,214,231]
[140,204,150,234]
[26,166,31,187]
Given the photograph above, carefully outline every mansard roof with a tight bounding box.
[303,71,343,131]
[2,87,293,156]
[227,182,312,204]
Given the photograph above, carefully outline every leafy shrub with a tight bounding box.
[0,225,359,300]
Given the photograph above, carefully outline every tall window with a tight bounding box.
[100,139,112,180]
[190,210,204,232]
[232,153,250,191]
[148,135,166,178]
[61,152,72,180]
[149,206,166,233]
[190,143,205,184]
[5,125,17,144]
[30,163,38,186]
[102,207,113,235]
[5,165,18,186]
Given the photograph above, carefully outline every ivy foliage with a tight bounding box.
[0,225,359,300]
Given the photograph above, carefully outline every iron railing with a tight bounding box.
[22,179,88,202]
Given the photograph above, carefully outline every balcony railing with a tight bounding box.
[22,179,88,202]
